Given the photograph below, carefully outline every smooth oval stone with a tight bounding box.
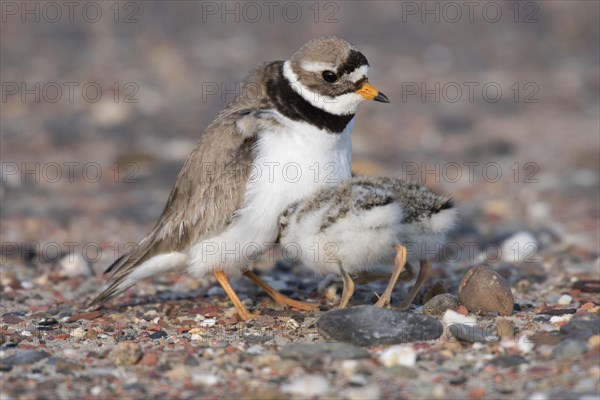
[423,294,460,316]
[449,323,499,344]
[489,355,529,368]
[2,350,50,366]
[458,265,514,316]
[317,306,443,346]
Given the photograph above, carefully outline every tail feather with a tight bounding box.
[88,243,187,310]
[104,254,127,275]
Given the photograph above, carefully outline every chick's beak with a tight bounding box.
[356,82,390,103]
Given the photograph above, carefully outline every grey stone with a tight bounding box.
[317,306,443,346]
[559,315,600,340]
[489,355,529,368]
[388,365,419,378]
[279,342,369,361]
[2,350,50,366]
[109,342,143,365]
[423,294,460,316]
[149,330,168,339]
[553,339,588,360]
[449,323,499,343]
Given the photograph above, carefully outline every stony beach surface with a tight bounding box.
[1,2,599,399]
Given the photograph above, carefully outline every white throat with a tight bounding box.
[283,60,366,116]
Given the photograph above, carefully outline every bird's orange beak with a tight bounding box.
[356,82,390,103]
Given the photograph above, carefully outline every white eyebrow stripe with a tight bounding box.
[301,61,336,73]
[344,65,370,83]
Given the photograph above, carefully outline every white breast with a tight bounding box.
[188,113,354,276]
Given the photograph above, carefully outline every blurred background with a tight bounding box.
[1,1,598,271]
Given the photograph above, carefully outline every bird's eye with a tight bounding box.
[322,70,337,83]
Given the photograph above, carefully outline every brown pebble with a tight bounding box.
[572,280,600,293]
[193,305,222,318]
[495,317,514,339]
[469,387,486,399]
[529,332,561,347]
[68,311,103,322]
[139,351,159,367]
[580,302,595,310]
[256,315,276,327]
[458,265,514,316]
[455,305,469,316]
[84,330,98,340]
[2,315,24,324]
[109,342,143,365]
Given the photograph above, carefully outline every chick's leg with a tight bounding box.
[338,264,355,308]
[398,259,432,309]
[374,244,408,308]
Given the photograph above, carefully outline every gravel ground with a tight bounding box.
[1,1,599,399]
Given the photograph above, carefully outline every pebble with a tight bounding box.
[423,294,460,316]
[387,365,419,378]
[198,318,217,327]
[495,317,514,339]
[109,342,143,365]
[347,374,369,386]
[557,294,573,305]
[317,306,443,346]
[2,350,50,366]
[457,265,514,316]
[58,253,93,277]
[500,231,539,263]
[279,343,370,361]
[552,339,588,359]
[529,392,549,400]
[68,311,103,322]
[246,345,265,355]
[149,330,168,339]
[340,385,381,400]
[588,335,600,348]
[139,351,158,367]
[449,323,499,344]
[559,315,600,340]
[341,360,359,375]
[378,345,417,367]
[71,327,85,338]
[90,386,102,396]
[166,366,190,380]
[2,314,24,324]
[190,333,204,341]
[191,373,220,387]
[488,355,528,368]
[281,375,330,397]
[572,280,600,293]
[442,309,476,325]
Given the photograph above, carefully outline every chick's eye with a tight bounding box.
[322,70,337,83]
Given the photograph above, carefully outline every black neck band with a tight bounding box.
[266,62,355,134]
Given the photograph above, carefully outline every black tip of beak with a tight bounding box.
[374,92,390,103]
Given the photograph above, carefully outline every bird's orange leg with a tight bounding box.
[374,244,408,308]
[213,271,256,321]
[243,271,319,311]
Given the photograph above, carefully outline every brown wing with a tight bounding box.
[88,62,281,308]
